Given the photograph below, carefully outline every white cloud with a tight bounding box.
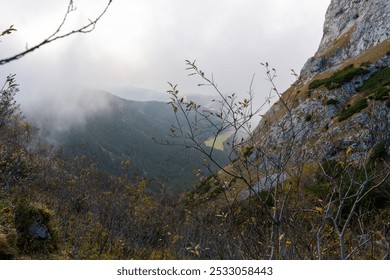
[0,0,331,108]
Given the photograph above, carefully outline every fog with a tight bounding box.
[20,88,114,144]
[0,0,331,133]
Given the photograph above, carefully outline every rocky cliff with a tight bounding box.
[253,0,390,170]
[301,0,389,80]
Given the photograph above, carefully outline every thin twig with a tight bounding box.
[0,0,113,65]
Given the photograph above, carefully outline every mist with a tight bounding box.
[20,87,114,144]
[1,0,331,135]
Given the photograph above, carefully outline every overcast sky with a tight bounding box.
[0,0,331,107]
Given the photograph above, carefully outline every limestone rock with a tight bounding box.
[301,0,390,79]
[253,0,390,168]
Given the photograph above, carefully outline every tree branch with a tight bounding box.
[0,0,113,65]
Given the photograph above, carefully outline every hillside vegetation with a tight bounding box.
[1,0,390,258]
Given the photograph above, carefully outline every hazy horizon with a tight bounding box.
[1,0,331,118]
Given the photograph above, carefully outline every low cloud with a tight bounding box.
[1,0,331,131]
[20,87,113,143]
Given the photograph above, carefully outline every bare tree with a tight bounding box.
[166,60,309,259]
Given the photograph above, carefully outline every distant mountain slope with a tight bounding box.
[26,90,228,190]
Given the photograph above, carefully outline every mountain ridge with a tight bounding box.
[27,90,229,190]
[253,0,390,168]
[301,0,389,80]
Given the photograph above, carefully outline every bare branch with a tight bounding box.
[0,25,17,38]
[0,0,113,65]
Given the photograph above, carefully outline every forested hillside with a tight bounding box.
[26,90,228,190]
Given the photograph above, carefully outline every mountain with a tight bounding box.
[251,0,389,169]
[3,0,390,261]
[26,90,229,191]
[109,86,168,102]
[195,0,389,201]
[112,85,221,111]
[301,0,389,81]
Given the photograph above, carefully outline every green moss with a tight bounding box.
[308,79,325,90]
[309,64,369,90]
[359,67,390,100]
[326,98,338,105]
[338,98,368,122]
[360,61,371,68]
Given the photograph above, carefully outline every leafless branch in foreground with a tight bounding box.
[0,0,113,65]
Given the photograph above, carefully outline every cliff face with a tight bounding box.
[319,0,388,55]
[301,0,389,79]
[253,0,390,168]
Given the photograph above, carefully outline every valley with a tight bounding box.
[26,90,230,191]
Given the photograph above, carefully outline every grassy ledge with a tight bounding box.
[309,64,369,90]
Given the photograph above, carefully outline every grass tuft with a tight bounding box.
[309,64,369,90]
[358,67,390,100]
[326,98,338,105]
[338,98,368,122]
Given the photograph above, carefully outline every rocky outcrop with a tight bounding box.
[301,0,390,79]
[253,0,390,169]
